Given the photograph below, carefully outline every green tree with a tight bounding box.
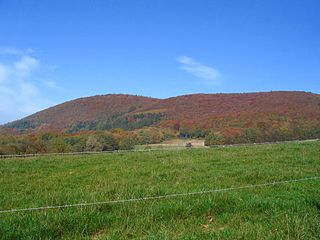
[85,136,103,152]
[97,133,119,151]
[179,128,192,138]
[244,128,257,143]
[47,137,70,153]
[119,136,136,150]
[204,131,225,146]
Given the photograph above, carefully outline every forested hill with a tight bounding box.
[2,91,320,138]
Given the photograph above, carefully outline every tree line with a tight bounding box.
[0,127,171,155]
[1,123,319,155]
[204,126,320,146]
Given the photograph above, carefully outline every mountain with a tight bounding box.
[3,91,320,136]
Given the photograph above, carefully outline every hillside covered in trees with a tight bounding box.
[1,91,320,154]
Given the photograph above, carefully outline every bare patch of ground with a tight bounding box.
[136,138,205,150]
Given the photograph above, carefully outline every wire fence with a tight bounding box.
[0,146,188,159]
[0,176,319,214]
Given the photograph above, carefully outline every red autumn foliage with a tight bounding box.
[2,91,320,136]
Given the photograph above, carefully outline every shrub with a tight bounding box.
[119,136,136,150]
[85,136,103,152]
[204,131,225,146]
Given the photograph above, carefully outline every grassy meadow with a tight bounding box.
[0,141,319,239]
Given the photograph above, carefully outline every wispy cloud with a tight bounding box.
[42,79,62,91]
[0,48,57,124]
[0,47,35,56]
[177,56,221,85]
[0,64,9,83]
[14,56,39,77]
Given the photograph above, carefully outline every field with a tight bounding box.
[135,139,205,150]
[0,141,319,239]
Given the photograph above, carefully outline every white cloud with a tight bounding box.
[0,64,9,83]
[177,55,221,85]
[0,49,56,124]
[0,47,36,56]
[0,47,23,55]
[14,56,39,77]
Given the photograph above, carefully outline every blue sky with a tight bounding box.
[0,0,319,124]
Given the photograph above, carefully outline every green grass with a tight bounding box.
[0,141,319,239]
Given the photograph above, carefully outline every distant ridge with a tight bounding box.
[3,91,320,135]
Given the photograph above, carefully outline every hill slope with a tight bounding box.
[3,91,320,136]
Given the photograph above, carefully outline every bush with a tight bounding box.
[97,133,119,151]
[85,133,119,152]
[85,136,103,152]
[47,137,70,153]
[205,131,225,146]
[119,136,136,150]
